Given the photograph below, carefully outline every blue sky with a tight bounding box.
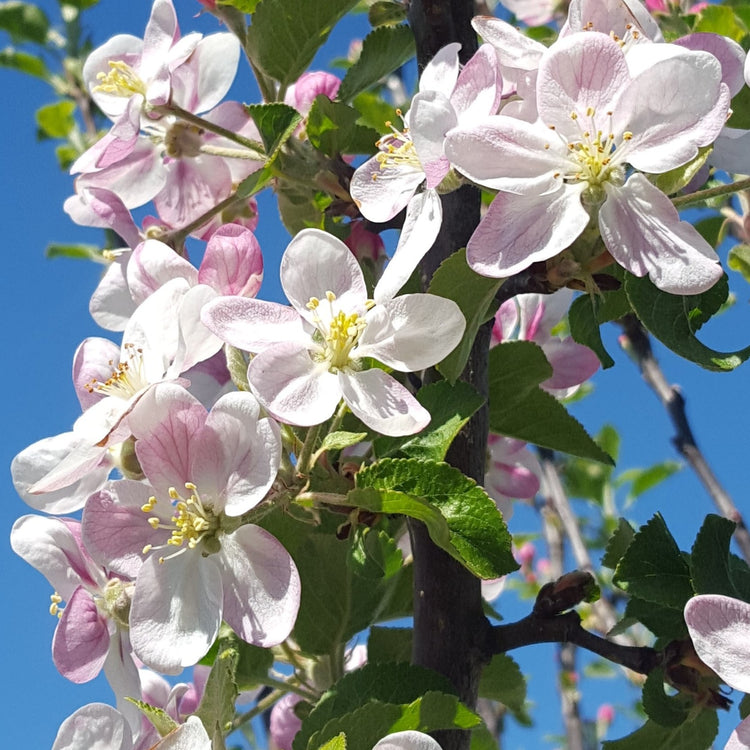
[2,1,750,747]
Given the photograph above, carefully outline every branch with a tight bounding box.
[492,610,662,676]
[619,314,750,564]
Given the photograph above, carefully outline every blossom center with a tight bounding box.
[85,342,149,399]
[164,121,204,159]
[141,482,220,563]
[96,578,134,629]
[94,60,147,98]
[373,112,422,177]
[307,291,370,372]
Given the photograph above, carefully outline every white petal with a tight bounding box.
[374,730,443,750]
[419,42,461,97]
[52,703,133,750]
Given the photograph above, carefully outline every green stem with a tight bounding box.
[162,191,244,246]
[232,688,284,730]
[672,176,750,208]
[309,402,350,467]
[199,143,265,161]
[296,423,323,477]
[263,675,318,700]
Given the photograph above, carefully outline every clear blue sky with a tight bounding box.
[2,1,749,747]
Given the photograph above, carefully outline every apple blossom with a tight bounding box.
[445,31,728,294]
[201,229,466,436]
[82,384,299,673]
[374,731,443,749]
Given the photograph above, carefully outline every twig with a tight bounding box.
[619,315,750,564]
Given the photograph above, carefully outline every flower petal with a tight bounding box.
[199,224,263,298]
[52,703,133,750]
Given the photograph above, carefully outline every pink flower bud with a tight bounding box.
[597,703,615,725]
[270,694,304,750]
[344,221,386,265]
[516,541,536,567]
[284,72,341,116]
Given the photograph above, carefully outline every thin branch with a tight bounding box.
[619,314,750,564]
[492,610,662,676]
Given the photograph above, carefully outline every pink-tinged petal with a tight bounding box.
[374,730,442,750]
[349,152,425,223]
[140,0,178,87]
[409,91,455,188]
[171,34,240,113]
[517,289,574,344]
[219,525,300,647]
[685,594,750,693]
[360,293,465,371]
[103,629,142,730]
[541,338,600,391]
[128,239,197,306]
[726,716,750,750]
[130,553,223,673]
[284,71,341,114]
[83,483,161,578]
[130,384,207,491]
[156,716,211,750]
[492,299,519,344]
[199,224,263,297]
[52,703,133,750]
[419,42,461,98]
[452,44,503,124]
[53,585,110,683]
[281,229,367,322]
[472,16,546,71]
[445,117,563,193]
[600,175,722,295]
[373,190,442,305]
[201,296,307,352]
[84,34,143,118]
[170,284,222,375]
[269,693,303,750]
[89,253,136,332]
[73,337,122,411]
[154,156,233,228]
[64,187,141,249]
[616,51,728,173]
[248,343,341,427]
[76,140,165,209]
[709,127,750,176]
[562,0,662,42]
[24,437,111,505]
[467,184,590,278]
[675,33,746,97]
[536,32,630,139]
[340,369,430,436]
[10,515,103,597]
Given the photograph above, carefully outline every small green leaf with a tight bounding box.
[693,4,746,41]
[373,380,485,461]
[195,630,239,739]
[729,554,750,602]
[235,641,273,691]
[740,694,750,721]
[428,248,502,383]
[0,46,47,77]
[127,699,179,738]
[218,0,260,12]
[338,24,414,102]
[642,668,692,728]
[368,1,407,27]
[319,733,347,750]
[306,95,379,156]
[478,654,529,722]
[601,518,635,570]
[246,0,358,88]
[624,273,750,371]
[320,431,368,452]
[488,341,613,464]
[602,709,718,750]
[623,596,688,640]
[568,286,632,369]
[648,147,712,197]
[45,242,100,260]
[354,458,518,579]
[728,244,750,284]
[35,100,75,138]
[613,514,694,608]
[618,461,682,503]
[690,514,738,597]
[367,626,412,664]
[0,2,49,44]
[245,102,300,158]
[350,528,403,580]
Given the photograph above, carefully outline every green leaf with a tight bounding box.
[729,554,750,603]
[373,380,485,461]
[218,0,261,12]
[568,286,631,369]
[602,518,635,570]
[488,341,613,464]
[293,662,457,750]
[352,90,398,132]
[45,242,100,260]
[689,514,738,597]
[127,699,179,738]
[368,1,407,27]
[740,693,750,721]
[245,102,301,158]
[728,244,750,284]
[623,596,688,639]
[617,461,682,503]
[320,430,369,452]
[693,4,746,41]
[0,2,49,44]
[354,458,518,579]
[478,654,529,722]
[613,514,694,608]
[0,46,47,77]
[338,24,414,102]
[603,709,718,750]
[648,147,712,197]
[624,273,750,371]
[319,733,347,750]
[235,641,273,691]
[246,0,358,88]
[367,626,412,664]
[195,630,239,740]
[35,100,75,138]
[306,95,380,156]
[642,668,692,728]
[427,248,502,383]
[350,527,403,580]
